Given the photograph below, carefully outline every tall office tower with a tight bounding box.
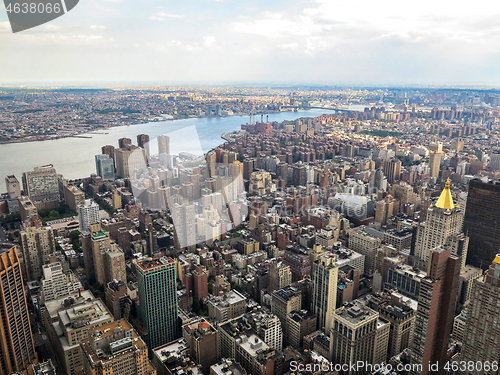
[292,165,307,186]
[429,151,442,178]
[115,145,147,178]
[375,197,394,225]
[137,134,150,158]
[78,199,100,232]
[22,165,60,202]
[414,179,467,268]
[463,179,500,269]
[20,226,56,281]
[410,246,461,375]
[369,294,416,361]
[81,222,117,285]
[5,175,21,199]
[271,286,302,345]
[157,135,170,155]
[269,260,292,292]
[383,158,402,183]
[136,257,179,351]
[101,144,115,164]
[330,302,379,375]
[429,142,443,153]
[80,319,155,375]
[171,202,196,249]
[182,320,219,375]
[460,255,500,375]
[104,248,127,284]
[369,168,387,193]
[0,245,36,374]
[95,154,115,180]
[193,266,208,300]
[118,137,132,148]
[312,253,338,332]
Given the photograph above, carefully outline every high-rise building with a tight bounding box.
[22,165,60,202]
[429,151,442,178]
[80,319,156,375]
[95,154,115,180]
[414,179,467,269]
[101,144,115,165]
[383,158,402,183]
[193,266,208,300]
[20,226,56,281]
[463,179,500,269]
[115,145,147,179]
[118,137,132,149]
[182,319,219,375]
[81,223,125,285]
[41,262,82,302]
[312,252,338,331]
[78,199,100,232]
[50,297,114,375]
[410,246,461,375]
[330,302,379,375]
[368,293,416,361]
[157,135,170,155]
[136,257,179,351]
[171,202,196,249]
[5,175,21,199]
[459,255,500,374]
[269,260,292,292]
[0,245,37,375]
[137,134,150,159]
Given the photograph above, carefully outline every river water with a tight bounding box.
[0,109,331,193]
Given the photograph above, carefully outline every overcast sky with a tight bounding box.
[1,0,500,86]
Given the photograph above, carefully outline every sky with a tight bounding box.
[1,0,500,86]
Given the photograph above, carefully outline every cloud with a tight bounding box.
[203,36,216,47]
[89,25,106,30]
[150,11,186,21]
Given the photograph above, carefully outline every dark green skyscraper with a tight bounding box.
[136,256,179,351]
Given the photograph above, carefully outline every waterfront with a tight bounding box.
[0,109,330,194]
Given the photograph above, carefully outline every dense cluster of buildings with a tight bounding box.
[0,87,500,375]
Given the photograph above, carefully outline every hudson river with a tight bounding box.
[0,109,331,194]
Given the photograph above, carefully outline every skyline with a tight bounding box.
[1,0,500,85]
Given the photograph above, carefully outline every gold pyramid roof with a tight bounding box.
[435,178,455,210]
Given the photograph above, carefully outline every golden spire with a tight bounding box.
[435,178,455,210]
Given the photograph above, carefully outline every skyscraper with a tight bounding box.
[383,158,402,183]
[171,202,196,249]
[459,255,500,375]
[429,151,442,178]
[414,179,467,269]
[136,257,179,351]
[78,199,100,232]
[20,226,56,281]
[411,246,461,375]
[312,252,338,331]
[0,245,36,374]
[137,134,150,159]
[157,135,170,155]
[330,302,379,375]
[463,179,500,269]
[115,145,147,179]
[95,154,115,180]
